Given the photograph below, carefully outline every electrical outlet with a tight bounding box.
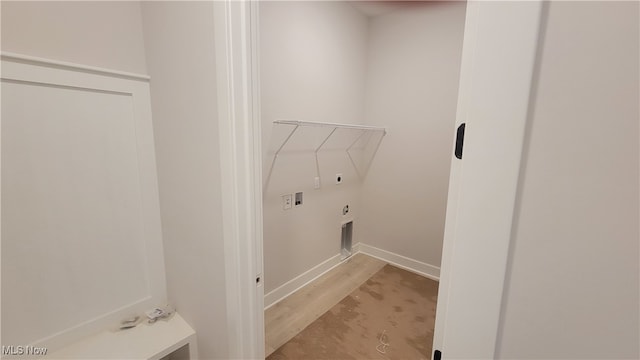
[283,194,292,210]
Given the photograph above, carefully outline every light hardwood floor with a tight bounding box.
[264,253,387,356]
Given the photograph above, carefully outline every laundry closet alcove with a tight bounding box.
[260,0,464,312]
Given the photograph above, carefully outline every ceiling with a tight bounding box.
[348,1,408,17]
[348,1,460,17]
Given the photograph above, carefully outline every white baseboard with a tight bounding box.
[263,242,440,309]
[265,254,335,309]
[357,243,440,281]
[264,244,361,309]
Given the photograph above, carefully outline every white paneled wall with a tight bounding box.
[1,1,158,350]
[1,2,228,358]
[1,57,165,350]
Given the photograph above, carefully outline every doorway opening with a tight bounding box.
[258,1,467,358]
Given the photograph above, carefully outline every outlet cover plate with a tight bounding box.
[283,194,292,210]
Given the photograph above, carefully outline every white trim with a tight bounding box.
[264,251,347,310]
[0,51,3,350]
[341,217,355,226]
[44,313,197,360]
[214,1,264,359]
[0,51,150,81]
[358,243,440,282]
[352,242,361,255]
[264,242,444,309]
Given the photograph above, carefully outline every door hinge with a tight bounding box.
[454,123,465,159]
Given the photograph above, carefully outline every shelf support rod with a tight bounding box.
[274,119,386,133]
[264,124,299,191]
[274,124,300,156]
[313,127,338,181]
[346,129,369,152]
[362,133,385,178]
[346,150,362,179]
[346,130,369,179]
[315,127,338,153]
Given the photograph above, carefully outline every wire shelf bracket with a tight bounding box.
[264,120,386,190]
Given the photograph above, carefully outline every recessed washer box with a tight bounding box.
[341,220,353,260]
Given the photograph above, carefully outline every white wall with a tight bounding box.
[260,1,369,293]
[0,1,147,74]
[2,2,231,358]
[260,1,467,294]
[497,2,639,358]
[2,58,165,350]
[140,2,228,359]
[358,2,466,269]
[1,0,156,348]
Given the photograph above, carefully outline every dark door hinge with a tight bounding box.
[434,349,442,360]
[455,123,465,159]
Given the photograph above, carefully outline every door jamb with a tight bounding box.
[214,1,264,358]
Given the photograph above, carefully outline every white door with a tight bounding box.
[432,2,544,359]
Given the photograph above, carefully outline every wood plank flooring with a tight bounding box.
[264,254,387,357]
